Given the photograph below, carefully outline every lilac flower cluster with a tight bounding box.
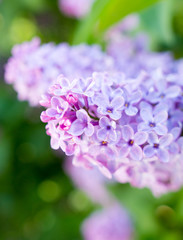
[40,67,183,196]
[5,38,114,106]
[5,15,183,196]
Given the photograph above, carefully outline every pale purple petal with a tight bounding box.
[125,105,138,116]
[76,109,89,122]
[110,110,122,120]
[154,124,168,135]
[134,131,148,145]
[169,142,179,154]
[120,144,130,157]
[51,137,60,150]
[140,108,153,122]
[94,95,109,107]
[97,128,107,140]
[99,116,110,128]
[111,96,124,109]
[154,111,168,124]
[130,90,142,103]
[143,145,155,157]
[46,108,58,117]
[157,149,169,162]
[51,97,61,108]
[68,120,85,136]
[159,134,173,147]
[165,85,181,98]
[170,127,181,140]
[130,145,142,161]
[59,76,70,88]
[121,125,134,142]
[148,132,158,144]
[85,123,94,136]
[138,122,150,132]
[109,130,117,141]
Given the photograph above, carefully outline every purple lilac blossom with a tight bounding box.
[5,16,183,196]
[59,0,94,18]
[5,38,114,106]
[40,67,183,196]
[81,203,133,240]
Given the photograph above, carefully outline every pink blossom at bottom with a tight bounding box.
[65,157,114,206]
[59,0,95,18]
[81,204,133,240]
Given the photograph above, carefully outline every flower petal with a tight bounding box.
[121,125,134,142]
[165,85,181,98]
[154,111,168,124]
[111,96,124,110]
[97,128,107,140]
[76,109,89,122]
[130,90,142,103]
[143,145,155,157]
[159,134,173,147]
[130,145,143,161]
[157,149,169,162]
[148,132,158,144]
[154,124,168,135]
[119,144,130,157]
[99,116,110,128]
[125,106,138,116]
[85,123,94,136]
[134,131,148,145]
[140,108,153,122]
[68,120,85,136]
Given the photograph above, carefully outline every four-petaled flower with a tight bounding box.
[94,95,124,120]
[120,125,148,161]
[138,107,168,135]
[123,89,142,116]
[68,109,94,136]
[97,116,117,141]
[144,132,173,162]
[46,96,68,119]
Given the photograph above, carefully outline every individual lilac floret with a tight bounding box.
[144,132,173,162]
[59,0,94,18]
[68,109,94,136]
[81,203,133,240]
[123,89,142,116]
[120,125,148,161]
[94,95,124,120]
[97,117,117,142]
[138,107,168,135]
[147,79,181,104]
[46,96,69,119]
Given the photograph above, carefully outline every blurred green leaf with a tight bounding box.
[140,0,175,48]
[73,0,164,44]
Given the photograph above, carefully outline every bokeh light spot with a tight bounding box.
[37,180,61,202]
[68,190,92,212]
[10,17,38,44]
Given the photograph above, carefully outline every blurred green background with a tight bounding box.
[1,0,183,239]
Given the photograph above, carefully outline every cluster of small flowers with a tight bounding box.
[5,15,183,195]
[59,0,95,18]
[40,64,183,196]
[5,37,114,106]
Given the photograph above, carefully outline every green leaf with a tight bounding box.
[73,0,164,44]
[140,0,175,48]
